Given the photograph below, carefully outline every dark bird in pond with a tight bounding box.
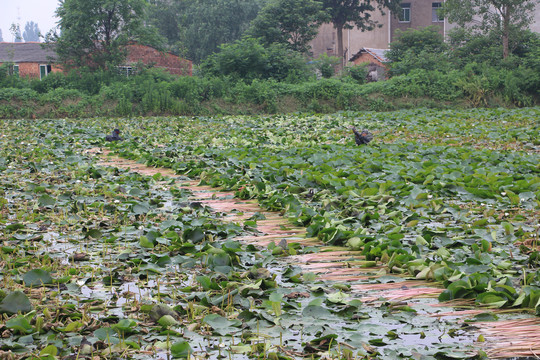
[106,129,122,141]
[350,126,373,145]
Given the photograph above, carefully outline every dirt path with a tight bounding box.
[87,147,540,359]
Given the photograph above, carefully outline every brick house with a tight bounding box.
[0,42,62,79]
[122,44,192,76]
[349,48,388,81]
[0,42,192,79]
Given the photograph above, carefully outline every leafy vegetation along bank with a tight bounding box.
[0,107,538,359]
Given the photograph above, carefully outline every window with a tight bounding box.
[117,66,136,77]
[40,64,51,79]
[7,64,19,77]
[432,3,444,22]
[399,3,411,22]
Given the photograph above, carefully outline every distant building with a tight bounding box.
[310,0,540,65]
[0,42,192,79]
[349,48,388,81]
[0,42,61,79]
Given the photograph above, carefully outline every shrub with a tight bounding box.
[314,53,340,78]
[0,88,38,101]
[31,72,69,94]
[387,26,448,64]
[342,64,369,84]
[200,37,312,82]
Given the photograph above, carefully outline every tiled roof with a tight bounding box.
[0,42,57,63]
[349,48,389,63]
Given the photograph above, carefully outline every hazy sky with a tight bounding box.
[0,0,60,42]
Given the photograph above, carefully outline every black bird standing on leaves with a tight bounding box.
[350,126,373,145]
[106,129,122,142]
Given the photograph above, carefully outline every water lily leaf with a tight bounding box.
[85,229,102,239]
[132,202,150,215]
[6,316,34,334]
[0,291,33,314]
[203,314,241,336]
[327,291,348,304]
[184,228,205,243]
[171,341,192,358]
[230,345,252,354]
[23,269,53,287]
[158,315,179,327]
[302,305,331,318]
[61,321,83,332]
[139,235,155,248]
[112,319,137,335]
[5,223,25,232]
[40,345,58,356]
[94,327,120,344]
[38,194,56,207]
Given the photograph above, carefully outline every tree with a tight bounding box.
[386,26,448,63]
[23,21,41,42]
[147,0,185,55]
[200,37,311,82]
[322,0,400,66]
[52,0,155,69]
[386,28,452,76]
[10,23,23,43]
[443,0,537,58]
[178,0,263,64]
[247,0,328,53]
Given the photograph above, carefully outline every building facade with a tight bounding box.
[0,42,192,79]
[0,42,62,79]
[310,0,539,65]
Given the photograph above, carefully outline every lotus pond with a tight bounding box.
[0,107,539,359]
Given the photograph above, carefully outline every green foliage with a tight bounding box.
[387,27,448,63]
[201,37,312,82]
[0,88,38,101]
[314,53,340,78]
[341,64,369,84]
[178,0,263,64]
[0,63,24,89]
[382,69,463,101]
[442,0,537,58]
[51,0,152,69]
[387,27,451,76]
[247,0,327,53]
[30,72,68,94]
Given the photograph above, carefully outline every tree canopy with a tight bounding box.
[247,0,328,53]
[23,21,41,42]
[177,0,263,64]
[10,24,23,43]
[443,0,538,58]
[52,0,156,69]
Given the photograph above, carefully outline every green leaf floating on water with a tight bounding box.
[139,235,155,248]
[171,341,193,358]
[158,315,179,327]
[38,194,56,207]
[40,345,58,356]
[6,315,34,334]
[0,291,33,315]
[203,314,242,336]
[132,202,150,215]
[23,269,53,287]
